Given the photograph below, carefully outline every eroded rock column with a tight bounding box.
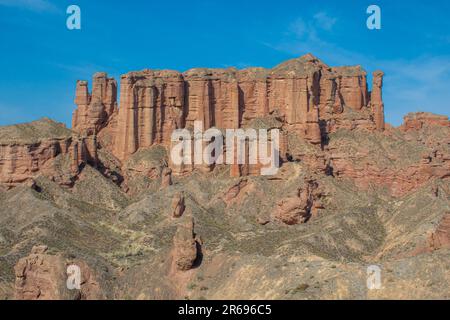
[372,71,385,131]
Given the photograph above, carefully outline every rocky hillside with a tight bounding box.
[0,55,449,300]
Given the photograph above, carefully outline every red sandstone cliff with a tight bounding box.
[72,54,385,164]
[72,72,117,136]
[4,55,449,198]
[0,118,97,188]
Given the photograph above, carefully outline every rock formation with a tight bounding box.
[2,55,449,200]
[0,138,69,186]
[371,71,385,131]
[428,212,450,251]
[72,73,117,136]
[172,217,199,271]
[1,53,450,301]
[71,54,385,168]
[272,179,319,225]
[401,112,450,131]
[171,193,185,218]
[14,245,64,300]
[160,167,173,188]
[14,245,103,300]
[328,114,450,197]
[0,119,97,188]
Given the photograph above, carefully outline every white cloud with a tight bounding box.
[279,12,362,67]
[289,18,308,38]
[0,0,57,13]
[313,12,337,31]
[288,11,337,41]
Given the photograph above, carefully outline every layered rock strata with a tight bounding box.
[0,119,98,188]
[14,245,103,300]
[72,54,385,167]
[172,217,199,271]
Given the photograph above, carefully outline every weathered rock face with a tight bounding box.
[14,245,103,300]
[371,71,385,131]
[0,137,98,188]
[329,144,450,197]
[14,245,64,300]
[272,179,320,225]
[429,212,450,251]
[172,218,199,271]
[72,73,118,136]
[72,54,384,164]
[0,119,97,188]
[112,71,185,161]
[332,66,368,110]
[328,114,450,197]
[171,193,185,218]
[0,138,70,187]
[401,112,450,131]
[71,73,117,164]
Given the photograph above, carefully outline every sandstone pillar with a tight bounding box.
[72,73,117,135]
[114,75,138,161]
[372,71,385,131]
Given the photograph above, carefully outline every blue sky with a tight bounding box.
[0,0,449,127]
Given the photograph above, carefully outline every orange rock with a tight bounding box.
[401,112,450,132]
[172,218,199,271]
[330,144,450,197]
[171,193,185,218]
[272,180,320,225]
[70,55,383,164]
[161,167,173,188]
[371,71,385,131]
[72,73,117,136]
[14,245,103,300]
[429,212,450,250]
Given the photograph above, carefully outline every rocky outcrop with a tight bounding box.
[72,73,117,136]
[70,135,98,173]
[371,71,385,131]
[113,71,185,161]
[72,73,116,165]
[14,245,64,300]
[272,179,320,225]
[0,136,98,188]
[0,55,387,190]
[171,193,185,218]
[14,245,103,300]
[401,112,450,131]
[161,167,173,189]
[0,138,70,187]
[429,212,450,251]
[330,148,450,197]
[72,55,385,166]
[0,119,98,188]
[172,218,199,271]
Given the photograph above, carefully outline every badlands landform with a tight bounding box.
[0,54,449,299]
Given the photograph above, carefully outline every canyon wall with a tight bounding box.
[72,72,118,136]
[0,119,98,188]
[72,54,385,165]
[9,55,449,192]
